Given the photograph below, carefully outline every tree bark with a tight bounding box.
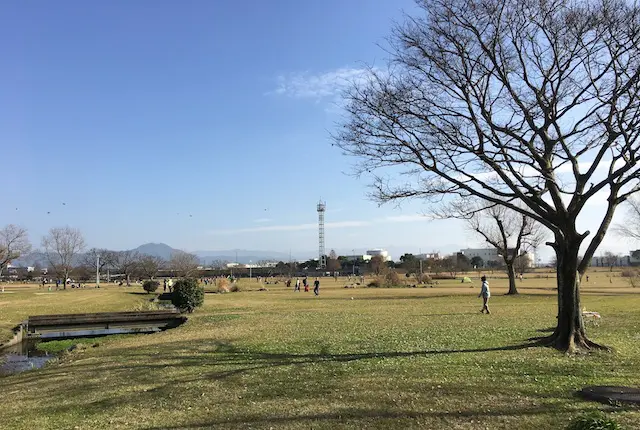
[506,262,518,295]
[543,240,606,352]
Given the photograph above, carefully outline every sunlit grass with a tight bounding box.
[0,271,639,429]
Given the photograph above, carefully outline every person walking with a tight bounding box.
[479,276,491,314]
[313,278,320,296]
[294,278,301,292]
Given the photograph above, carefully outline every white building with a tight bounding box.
[460,248,502,264]
[344,254,373,262]
[366,249,392,262]
[460,248,535,268]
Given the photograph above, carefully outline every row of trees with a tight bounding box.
[0,225,201,287]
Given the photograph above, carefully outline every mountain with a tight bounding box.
[133,243,180,260]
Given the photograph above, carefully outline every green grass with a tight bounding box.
[0,273,639,429]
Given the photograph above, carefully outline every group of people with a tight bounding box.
[290,276,321,295]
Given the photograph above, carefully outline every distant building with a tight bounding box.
[460,248,535,268]
[344,254,373,262]
[591,255,631,267]
[366,249,392,262]
[417,252,441,260]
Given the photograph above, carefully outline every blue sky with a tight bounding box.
[1,0,634,259]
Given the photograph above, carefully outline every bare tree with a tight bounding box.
[335,0,640,352]
[444,202,546,294]
[369,255,386,276]
[169,251,200,278]
[42,227,86,288]
[80,248,118,278]
[0,224,32,278]
[327,249,341,272]
[602,251,620,272]
[113,250,140,286]
[614,196,640,241]
[138,255,165,280]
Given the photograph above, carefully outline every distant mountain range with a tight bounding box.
[11,242,466,267]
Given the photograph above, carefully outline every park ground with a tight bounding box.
[0,271,639,429]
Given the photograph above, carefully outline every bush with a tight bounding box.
[171,278,204,313]
[216,278,230,293]
[230,282,242,292]
[142,280,160,294]
[367,279,382,288]
[414,273,433,285]
[384,270,403,287]
[566,411,622,430]
[621,269,638,278]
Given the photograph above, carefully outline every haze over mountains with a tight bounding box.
[14,242,465,267]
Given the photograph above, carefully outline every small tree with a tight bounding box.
[0,225,32,278]
[80,248,118,280]
[142,280,160,294]
[470,256,484,269]
[113,250,140,286]
[171,278,204,313]
[440,201,545,295]
[602,251,620,272]
[169,251,200,278]
[326,249,341,272]
[42,227,86,289]
[139,255,164,279]
[369,255,386,276]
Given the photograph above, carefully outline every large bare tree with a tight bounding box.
[169,251,200,278]
[112,250,141,286]
[443,202,545,294]
[0,224,32,278]
[614,196,640,241]
[335,0,640,352]
[42,227,86,288]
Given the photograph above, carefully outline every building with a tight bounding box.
[416,252,441,260]
[344,254,373,262]
[460,248,502,265]
[366,249,392,262]
[460,248,535,268]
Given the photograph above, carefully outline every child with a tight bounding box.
[479,276,491,314]
[313,278,320,296]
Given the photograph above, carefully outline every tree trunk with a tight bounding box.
[506,263,518,295]
[544,241,606,352]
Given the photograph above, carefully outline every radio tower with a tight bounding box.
[317,200,326,269]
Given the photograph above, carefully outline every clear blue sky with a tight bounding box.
[1,0,631,258]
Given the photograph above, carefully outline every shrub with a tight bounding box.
[621,269,638,278]
[566,411,622,430]
[142,280,160,294]
[216,278,230,293]
[171,278,204,313]
[384,270,403,287]
[230,283,242,293]
[414,273,433,285]
[367,279,382,288]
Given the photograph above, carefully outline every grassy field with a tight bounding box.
[1,271,639,429]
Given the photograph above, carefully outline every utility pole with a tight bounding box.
[96,254,100,288]
[419,248,423,275]
[249,260,252,279]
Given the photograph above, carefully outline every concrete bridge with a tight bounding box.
[25,310,186,339]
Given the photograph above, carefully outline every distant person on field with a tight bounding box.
[294,278,301,292]
[163,279,167,292]
[314,278,320,296]
[479,276,490,314]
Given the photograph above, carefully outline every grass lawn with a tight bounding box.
[1,271,639,429]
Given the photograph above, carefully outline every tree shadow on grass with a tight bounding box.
[142,405,571,429]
